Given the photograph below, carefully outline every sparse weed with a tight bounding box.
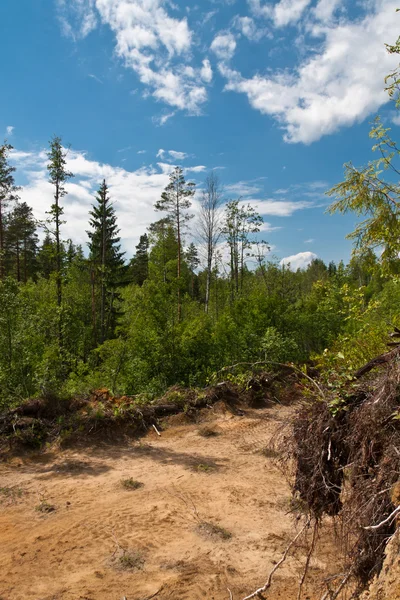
[120,478,143,491]
[195,463,215,473]
[35,500,56,513]
[0,486,24,504]
[115,549,144,571]
[198,427,219,438]
[260,446,280,458]
[197,521,232,540]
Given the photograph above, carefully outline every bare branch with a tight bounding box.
[242,518,311,600]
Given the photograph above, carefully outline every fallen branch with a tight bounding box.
[215,361,325,400]
[242,518,311,600]
[320,569,353,600]
[297,520,318,600]
[354,345,400,379]
[152,424,161,437]
[227,588,233,600]
[363,505,400,530]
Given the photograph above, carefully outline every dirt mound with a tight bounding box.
[360,529,400,600]
[0,371,299,452]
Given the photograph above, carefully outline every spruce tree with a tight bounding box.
[130,234,149,286]
[0,143,19,279]
[87,179,125,344]
[5,201,38,281]
[155,167,194,321]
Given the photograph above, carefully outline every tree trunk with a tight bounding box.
[23,236,27,283]
[0,200,4,280]
[205,240,212,314]
[100,195,106,344]
[177,196,181,323]
[16,240,20,282]
[91,267,97,347]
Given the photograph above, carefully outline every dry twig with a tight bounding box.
[297,520,318,600]
[320,569,353,600]
[242,518,311,600]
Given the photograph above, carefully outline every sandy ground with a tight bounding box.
[0,403,341,600]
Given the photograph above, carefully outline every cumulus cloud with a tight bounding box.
[250,199,314,217]
[61,0,208,115]
[280,251,317,270]
[248,0,312,27]
[168,150,189,161]
[6,126,14,136]
[222,0,400,143]
[233,16,268,41]
[200,59,213,83]
[313,0,345,22]
[10,147,206,255]
[211,32,237,61]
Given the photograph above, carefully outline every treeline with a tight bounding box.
[0,136,395,407]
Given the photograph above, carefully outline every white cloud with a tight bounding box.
[233,16,268,41]
[211,32,237,61]
[250,199,314,217]
[57,0,97,40]
[280,251,317,270]
[200,59,213,83]
[223,0,400,143]
[156,148,165,159]
[88,73,103,84]
[248,0,312,27]
[186,165,207,173]
[304,238,315,243]
[61,0,208,115]
[313,0,345,22]
[6,126,14,136]
[225,180,264,196]
[168,150,189,161]
[152,111,176,126]
[10,146,207,256]
[137,149,146,154]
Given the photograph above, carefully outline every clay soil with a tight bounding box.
[0,403,341,600]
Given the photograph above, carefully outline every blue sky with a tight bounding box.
[1,0,399,270]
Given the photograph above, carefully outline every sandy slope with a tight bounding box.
[0,403,340,600]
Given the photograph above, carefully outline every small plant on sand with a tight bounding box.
[120,478,144,490]
[35,500,56,513]
[116,549,144,571]
[197,521,232,540]
[195,463,215,473]
[0,486,24,503]
[260,446,280,458]
[198,427,219,438]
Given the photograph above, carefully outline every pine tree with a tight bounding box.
[0,143,19,279]
[47,136,73,312]
[5,201,38,281]
[87,179,125,344]
[130,234,149,286]
[155,167,194,321]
